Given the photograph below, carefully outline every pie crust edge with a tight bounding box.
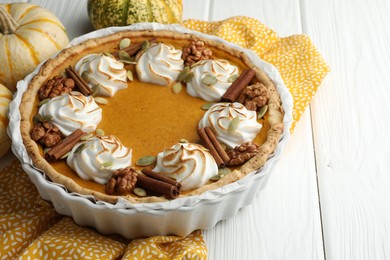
[19,30,285,204]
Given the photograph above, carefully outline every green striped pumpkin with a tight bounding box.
[0,3,69,91]
[87,0,183,29]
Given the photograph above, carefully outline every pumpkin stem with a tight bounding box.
[0,6,19,35]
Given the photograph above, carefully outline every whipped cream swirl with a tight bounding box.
[67,135,132,184]
[186,59,239,101]
[75,54,127,97]
[198,102,262,149]
[153,143,218,190]
[135,43,184,86]
[38,91,102,136]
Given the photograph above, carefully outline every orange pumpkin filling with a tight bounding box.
[25,32,275,201]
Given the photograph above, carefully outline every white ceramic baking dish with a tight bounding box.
[9,23,293,239]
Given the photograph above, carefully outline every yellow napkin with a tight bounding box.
[0,16,329,259]
[183,16,330,131]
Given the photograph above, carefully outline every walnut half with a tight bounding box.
[39,75,75,100]
[238,82,269,111]
[30,122,62,148]
[227,142,260,166]
[182,40,213,66]
[106,167,138,195]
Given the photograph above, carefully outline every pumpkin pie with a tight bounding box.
[20,29,284,204]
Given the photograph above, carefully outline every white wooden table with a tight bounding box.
[2,0,390,259]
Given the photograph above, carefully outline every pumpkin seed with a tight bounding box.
[38,98,50,107]
[121,60,137,65]
[96,129,105,136]
[257,105,268,119]
[99,86,111,96]
[190,60,202,68]
[81,71,91,82]
[91,82,110,97]
[141,40,150,51]
[179,139,189,143]
[218,167,231,176]
[172,82,182,94]
[176,66,190,82]
[74,143,87,154]
[134,187,147,197]
[39,115,52,123]
[60,152,70,160]
[126,70,134,81]
[119,50,131,61]
[200,102,216,110]
[94,97,109,105]
[33,114,41,124]
[81,133,93,141]
[211,167,231,181]
[228,117,240,133]
[91,85,99,97]
[210,175,221,181]
[81,57,90,65]
[168,175,178,180]
[227,74,238,83]
[99,161,113,170]
[103,52,114,58]
[89,77,99,86]
[182,72,194,83]
[119,38,131,49]
[201,75,217,86]
[136,155,156,166]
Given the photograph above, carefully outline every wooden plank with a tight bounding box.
[209,0,302,36]
[204,0,324,259]
[205,110,325,259]
[28,0,93,40]
[301,0,390,259]
[2,0,28,3]
[183,0,210,20]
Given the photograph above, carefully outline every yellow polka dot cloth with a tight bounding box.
[0,17,329,259]
[0,162,207,259]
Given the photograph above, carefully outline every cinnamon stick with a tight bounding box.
[204,127,230,164]
[197,128,225,167]
[112,38,157,59]
[65,66,92,96]
[141,169,182,191]
[136,174,180,199]
[46,129,85,161]
[221,68,256,102]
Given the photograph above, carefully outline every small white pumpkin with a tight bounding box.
[0,83,12,158]
[0,3,69,91]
